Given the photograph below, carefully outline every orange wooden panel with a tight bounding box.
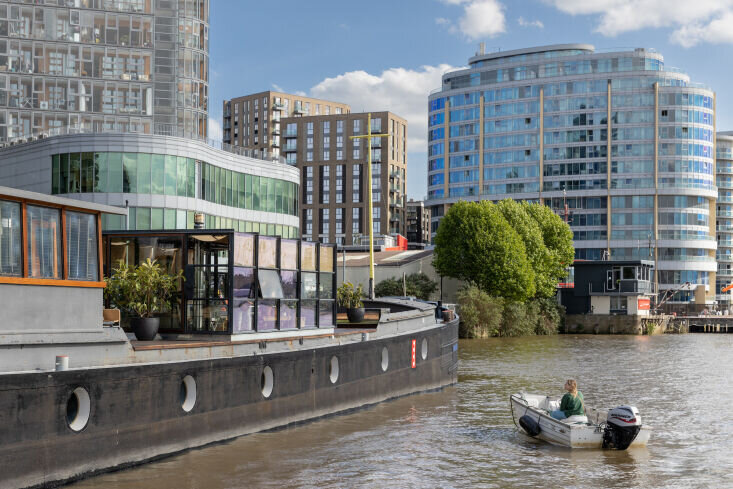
[0,277,106,288]
[20,202,28,278]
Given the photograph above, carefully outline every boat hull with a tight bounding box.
[0,320,458,489]
[510,394,651,449]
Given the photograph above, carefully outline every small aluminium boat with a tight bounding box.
[510,393,651,449]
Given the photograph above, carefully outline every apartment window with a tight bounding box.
[353,164,362,202]
[286,153,297,165]
[316,104,320,115]
[307,122,314,135]
[336,208,344,234]
[305,102,311,114]
[254,99,259,108]
[353,138,361,160]
[371,117,381,132]
[336,150,344,160]
[321,166,330,204]
[307,137,314,149]
[320,208,330,235]
[66,211,98,281]
[353,119,361,133]
[323,150,330,161]
[234,103,239,114]
[325,106,331,115]
[336,165,345,203]
[352,207,361,234]
[305,166,314,204]
[323,136,330,148]
[337,120,344,133]
[372,207,381,234]
[286,123,297,136]
[323,121,330,134]
[307,151,313,162]
[0,200,22,277]
[304,208,313,235]
[336,136,344,148]
[336,108,342,114]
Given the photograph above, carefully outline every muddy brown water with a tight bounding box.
[69,335,733,489]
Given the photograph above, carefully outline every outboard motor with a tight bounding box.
[602,406,642,450]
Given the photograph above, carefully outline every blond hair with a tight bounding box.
[566,379,578,397]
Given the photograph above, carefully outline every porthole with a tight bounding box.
[66,387,90,432]
[421,338,428,360]
[180,375,196,412]
[329,356,339,384]
[261,366,274,398]
[381,347,389,372]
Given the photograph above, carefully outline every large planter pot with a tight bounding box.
[346,307,365,323]
[130,317,160,341]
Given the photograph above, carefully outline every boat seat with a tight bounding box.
[564,415,589,423]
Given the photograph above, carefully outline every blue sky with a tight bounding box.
[209,0,733,199]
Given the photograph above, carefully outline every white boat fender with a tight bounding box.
[519,415,541,437]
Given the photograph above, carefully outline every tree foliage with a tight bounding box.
[434,200,574,302]
[375,273,438,300]
[433,200,535,302]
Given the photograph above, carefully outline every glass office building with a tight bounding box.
[716,132,733,307]
[428,44,717,308]
[0,0,209,141]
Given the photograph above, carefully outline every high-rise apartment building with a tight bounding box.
[0,2,301,238]
[406,199,431,246]
[281,111,407,244]
[716,132,733,307]
[222,92,350,158]
[428,44,717,308]
[0,0,209,141]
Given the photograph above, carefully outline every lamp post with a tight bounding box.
[350,113,391,299]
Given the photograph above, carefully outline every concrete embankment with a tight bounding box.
[563,314,674,335]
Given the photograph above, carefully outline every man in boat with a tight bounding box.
[550,379,584,420]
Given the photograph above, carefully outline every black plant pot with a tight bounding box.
[131,317,160,341]
[346,307,365,323]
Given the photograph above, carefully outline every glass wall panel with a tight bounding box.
[165,155,177,195]
[81,153,94,193]
[319,300,334,327]
[122,153,137,193]
[26,205,62,279]
[281,270,297,298]
[258,236,278,269]
[66,211,98,281]
[258,269,283,298]
[319,273,333,299]
[319,245,334,273]
[301,272,317,299]
[233,267,254,332]
[280,300,297,329]
[234,233,254,266]
[151,154,165,194]
[94,152,109,193]
[137,153,151,193]
[0,200,22,277]
[300,299,317,328]
[151,208,164,229]
[257,300,277,330]
[177,156,187,197]
[107,153,123,193]
[301,242,316,271]
[280,240,298,270]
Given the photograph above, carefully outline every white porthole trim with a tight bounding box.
[381,347,389,372]
[181,375,197,412]
[329,356,340,384]
[261,366,274,398]
[67,387,91,432]
[421,338,428,360]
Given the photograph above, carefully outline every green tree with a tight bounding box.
[525,203,575,289]
[433,200,535,302]
[496,200,557,298]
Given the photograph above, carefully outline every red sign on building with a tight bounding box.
[411,339,416,368]
[638,298,651,310]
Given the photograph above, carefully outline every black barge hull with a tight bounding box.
[0,320,458,489]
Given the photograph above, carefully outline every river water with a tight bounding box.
[69,335,733,489]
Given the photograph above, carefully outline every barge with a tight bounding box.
[0,187,458,489]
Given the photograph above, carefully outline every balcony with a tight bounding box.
[371,139,382,148]
[283,145,297,152]
[719,167,733,174]
[284,130,298,138]
[293,106,307,115]
[272,126,281,136]
[390,171,401,179]
[589,279,657,296]
[273,102,285,111]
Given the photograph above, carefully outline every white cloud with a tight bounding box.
[208,116,222,142]
[518,16,544,28]
[544,0,733,46]
[272,83,285,92]
[310,64,455,154]
[437,0,506,41]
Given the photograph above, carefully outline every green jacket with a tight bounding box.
[559,392,584,417]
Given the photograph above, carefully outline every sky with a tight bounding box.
[208,0,733,200]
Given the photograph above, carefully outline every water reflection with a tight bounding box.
[70,335,733,489]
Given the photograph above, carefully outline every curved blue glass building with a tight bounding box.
[428,44,716,309]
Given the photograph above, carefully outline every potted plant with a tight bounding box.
[105,259,183,341]
[337,282,365,323]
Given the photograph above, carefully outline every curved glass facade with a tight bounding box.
[428,45,717,307]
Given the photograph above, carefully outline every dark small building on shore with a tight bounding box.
[560,260,656,316]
